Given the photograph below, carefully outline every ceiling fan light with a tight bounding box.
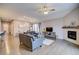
[38,4,55,15]
[44,11,48,14]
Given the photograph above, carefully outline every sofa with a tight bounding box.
[19,33,44,51]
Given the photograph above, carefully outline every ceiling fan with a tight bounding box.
[38,4,55,15]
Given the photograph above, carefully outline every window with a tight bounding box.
[32,24,39,33]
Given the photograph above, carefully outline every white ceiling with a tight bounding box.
[0,3,79,23]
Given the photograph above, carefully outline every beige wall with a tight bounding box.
[12,20,31,36]
[0,19,1,32]
[41,8,79,39]
[0,19,1,40]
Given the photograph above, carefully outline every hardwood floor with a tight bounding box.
[0,34,79,55]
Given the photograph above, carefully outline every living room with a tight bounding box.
[0,3,79,55]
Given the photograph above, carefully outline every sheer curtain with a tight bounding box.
[32,24,40,33]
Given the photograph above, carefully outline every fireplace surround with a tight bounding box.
[64,28,79,45]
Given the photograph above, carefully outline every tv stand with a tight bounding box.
[43,32,56,39]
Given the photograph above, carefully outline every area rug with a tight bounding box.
[43,38,55,46]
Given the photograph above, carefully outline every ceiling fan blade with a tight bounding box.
[50,9,55,11]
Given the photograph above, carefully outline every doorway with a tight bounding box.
[1,20,13,35]
[2,22,9,35]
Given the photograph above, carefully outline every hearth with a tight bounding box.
[68,31,76,40]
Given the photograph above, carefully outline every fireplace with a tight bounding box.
[68,31,76,40]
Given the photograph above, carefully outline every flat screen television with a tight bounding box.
[46,27,53,32]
